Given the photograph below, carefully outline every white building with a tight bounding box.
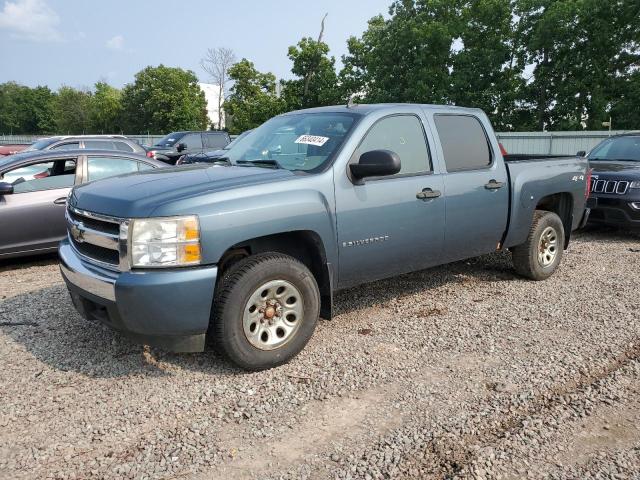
[198,83,225,130]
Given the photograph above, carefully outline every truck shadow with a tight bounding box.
[0,252,59,273]
[334,251,516,317]
[0,284,239,379]
[577,224,640,244]
[0,251,518,378]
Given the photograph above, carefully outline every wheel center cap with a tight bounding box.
[264,306,276,319]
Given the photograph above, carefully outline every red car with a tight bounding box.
[0,144,28,157]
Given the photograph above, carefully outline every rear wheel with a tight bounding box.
[512,210,565,280]
[213,253,320,371]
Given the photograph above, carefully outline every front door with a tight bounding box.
[0,158,78,256]
[335,113,445,288]
[433,114,509,261]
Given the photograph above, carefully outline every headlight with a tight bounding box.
[130,215,201,267]
[630,181,640,189]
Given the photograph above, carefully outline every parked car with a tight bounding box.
[580,133,640,229]
[0,150,166,259]
[0,144,28,157]
[21,135,146,155]
[147,131,231,164]
[176,130,253,165]
[59,104,589,370]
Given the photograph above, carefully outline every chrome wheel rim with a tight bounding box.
[242,279,304,351]
[538,226,558,267]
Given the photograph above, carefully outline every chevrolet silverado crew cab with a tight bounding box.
[59,104,590,370]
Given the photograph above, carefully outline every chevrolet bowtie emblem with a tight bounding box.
[71,222,85,243]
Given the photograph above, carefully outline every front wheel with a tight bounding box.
[212,253,320,371]
[512,210,565,281]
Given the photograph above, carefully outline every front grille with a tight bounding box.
[68,209,119,235]
[591,178,629,195]
[72,240,120,265]
[66,207,125,270]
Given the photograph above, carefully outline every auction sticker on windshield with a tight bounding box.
[295,135,330,147]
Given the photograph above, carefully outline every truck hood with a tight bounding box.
[590,160,640,176]
[70,164,296,218]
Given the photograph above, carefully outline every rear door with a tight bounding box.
[433,113,509,261]
[0,157,79,256]
[335,112,445,287]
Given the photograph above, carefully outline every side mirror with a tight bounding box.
[577,150,586,157]
[0,182,14,195]
[177,143,187,152]
[350,150,401,181]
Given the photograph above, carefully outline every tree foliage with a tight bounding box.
[339,0,640,131]
[224,59,285,134]
[280,37,341,110]
[90,82,123,133]
[121,65,208,134]
[0,82,55,134]
[53,86,92,134]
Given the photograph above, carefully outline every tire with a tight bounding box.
[512,210,565,281]
[212,253,320,371]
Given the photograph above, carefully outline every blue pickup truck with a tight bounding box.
[59,104,590,370]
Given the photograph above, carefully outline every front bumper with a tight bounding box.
[59,238,218,352]
[587,195,640,229]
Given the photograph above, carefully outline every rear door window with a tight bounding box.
[87,156,140,182]
[84,140,116,150]
[434,115,492,172]
[115,141,135,152]
[52,142,80,151]
[204,133,229,149]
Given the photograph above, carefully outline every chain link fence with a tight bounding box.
[1,130,638,154]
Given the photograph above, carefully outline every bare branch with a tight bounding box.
[303,13,329,99]
[201,47,237,129]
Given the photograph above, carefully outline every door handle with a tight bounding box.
[53,197,67,205]
[416,188,441,200]
[485,179,505,190]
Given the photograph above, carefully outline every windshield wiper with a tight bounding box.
[235,159,283,169]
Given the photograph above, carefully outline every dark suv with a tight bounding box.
[585,133,640,229]
[147,131,231,164]
[23,135,146,154]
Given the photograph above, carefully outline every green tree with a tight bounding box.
[120,65,208,134]
[340,1,461,104]
[53,86,92,134]
[281,37,341,109]
[450,0,526,130]
[224,59,285,133]
[90,82,123,133]
[0,82,55,134]
[610,71,640,130]
[515,0,640,130]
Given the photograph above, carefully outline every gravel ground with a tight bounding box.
[1,226,639,480]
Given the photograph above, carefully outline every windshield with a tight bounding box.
[225,113,358,172]
[589,136,640,162]
[153,132,185,148]
[23,138,58,152]
[224,129,253,150]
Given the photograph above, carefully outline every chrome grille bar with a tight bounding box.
[66,206,129,271]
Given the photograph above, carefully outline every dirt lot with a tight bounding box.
[1,226,639,480]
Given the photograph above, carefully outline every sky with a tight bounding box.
[0,0,392,90]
